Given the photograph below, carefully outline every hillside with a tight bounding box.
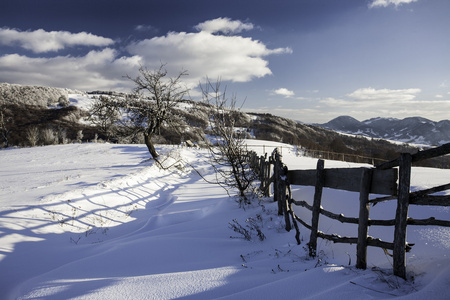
[0,82,81,107]
[1,83,449,167]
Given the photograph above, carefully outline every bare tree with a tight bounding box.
[200,79,257,204]
[125,64,189,159]
[88,95,121,142]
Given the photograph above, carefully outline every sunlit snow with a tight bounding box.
[1,142,449,299]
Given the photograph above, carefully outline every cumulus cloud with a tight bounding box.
[0,18,292,91]
[0,28,114,53]
[127,19,292,87]
[347,87,421,101]
[368,0,418,9]
[194,17,253,34]
[272,88,295,98]
[0,49,141,90]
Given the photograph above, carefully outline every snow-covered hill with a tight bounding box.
[315,116,450,146]
[4,83,448,168]
[1,142,449,299]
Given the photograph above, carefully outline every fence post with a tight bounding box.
[272,150,283,214]
[287,184,301,245]
[356,167,373,269]
[309,159,325,257]
[259,154,265,191]
[264,160,271,197]
[280,165,291,231]
[276,163,284,214]
[393,153,412,279]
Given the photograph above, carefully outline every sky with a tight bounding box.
[0,0,449,123]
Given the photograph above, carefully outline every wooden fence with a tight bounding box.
[300,148,387,165]
[247,142,450,279]
[246,144,386,165]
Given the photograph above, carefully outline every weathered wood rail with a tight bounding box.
[248,142,450,279]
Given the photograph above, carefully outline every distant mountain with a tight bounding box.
[315,116,450,146]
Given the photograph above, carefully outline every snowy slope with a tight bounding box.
[0,143,449,299]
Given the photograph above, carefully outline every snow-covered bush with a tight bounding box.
[40,127,58,145]
[25,127,39,146]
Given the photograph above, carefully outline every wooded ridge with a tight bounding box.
[2,84,450,168]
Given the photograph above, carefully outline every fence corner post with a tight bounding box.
[394,153,412,279]
[308,159,325,257]
[356,167,373,269]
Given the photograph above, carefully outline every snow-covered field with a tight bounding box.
[1,142,449,299]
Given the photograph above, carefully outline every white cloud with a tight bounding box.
[0,18,292,91]
[302,94,450,123]
[305,87,450,123]
[347,87,421,101]
[319,97,350,106]
[134,25,158,34]
[0,49,141,90]
[0,28,114,53]
[272,88,295,98]
[127,20,292,87]
[194,17,253,34]
[368,0,418,9]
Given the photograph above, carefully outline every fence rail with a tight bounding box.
[248,142,450,279]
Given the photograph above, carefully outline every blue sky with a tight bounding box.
[1,0,449,123]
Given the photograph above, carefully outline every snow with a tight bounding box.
[1,142,449,299]
[68,94,94,111]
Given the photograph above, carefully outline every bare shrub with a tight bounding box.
[200,79,257,204]
[57,127,68,144]
[76,130,83,143]
[58,95,70,107]
[88,95,121,142]
[25,127,39,146]
[40,127,57,145]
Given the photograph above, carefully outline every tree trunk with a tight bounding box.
[144,133,159,159]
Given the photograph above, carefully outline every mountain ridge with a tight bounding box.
[315,116,450,146]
